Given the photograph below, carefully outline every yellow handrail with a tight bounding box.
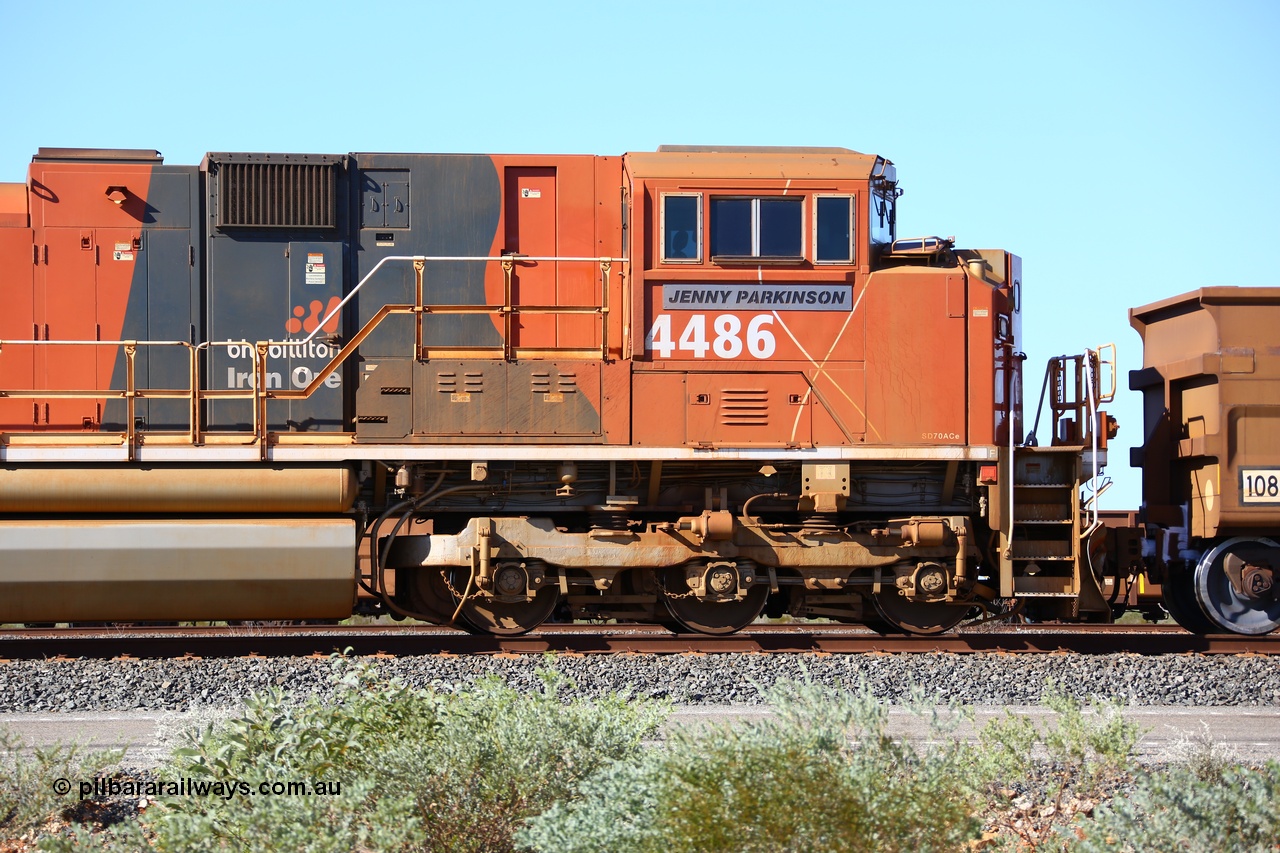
[0,255,628,451]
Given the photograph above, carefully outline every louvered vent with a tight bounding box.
[436,371,486,393]
[720,389,769,426]
[217,160,337,229]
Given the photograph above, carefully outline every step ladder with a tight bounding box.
[999,347,1117,618]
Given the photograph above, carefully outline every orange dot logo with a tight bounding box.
[285,305,307,334]
[285,297,341,335]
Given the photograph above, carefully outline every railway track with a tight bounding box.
[0,623,1274,659]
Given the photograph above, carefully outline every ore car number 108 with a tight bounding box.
[645,314,777,359]
[1242,469,1280,503]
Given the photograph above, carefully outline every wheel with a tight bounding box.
[660,566,768,635]
[1161,558,1218,634]
[399,567,460,624]
[445,566,559,636]
[1194,538,1280,635]
[870,591,971,635]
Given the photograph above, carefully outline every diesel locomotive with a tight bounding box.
[0,143,1227,637]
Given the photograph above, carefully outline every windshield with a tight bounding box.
[871,191,895,248]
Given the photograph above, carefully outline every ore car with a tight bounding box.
[1130,288,1280,634]
[0,145,1116,635]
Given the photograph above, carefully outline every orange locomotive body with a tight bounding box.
[0,145,1115,635]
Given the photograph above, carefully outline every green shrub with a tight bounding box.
[0,726,122,838]
[40,657,667,853]
[389,668,668,853]
[519,682,993,853]
[973,688,1146,850]
[1064,758,1280,851]
[28,661,1280,853]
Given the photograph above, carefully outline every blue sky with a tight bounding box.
[2,0,1277,509]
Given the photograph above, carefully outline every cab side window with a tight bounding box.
[814,195,855,264]
[710,196,803,261]
[661,193,702,263]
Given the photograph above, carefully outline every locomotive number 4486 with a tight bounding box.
[645,313,777,359]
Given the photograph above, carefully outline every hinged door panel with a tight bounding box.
[0,229,35,431]
[685,372,813,447]
[504,167,557,350]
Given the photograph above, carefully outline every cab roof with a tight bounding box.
[626,146,891,181]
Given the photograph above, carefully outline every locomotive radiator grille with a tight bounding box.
[217,161,337,229]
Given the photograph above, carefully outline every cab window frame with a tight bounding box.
[709,195,805,263]
[659,192,703,264]
[813,193,856,265]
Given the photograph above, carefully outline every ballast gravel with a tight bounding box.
[1,652,1279,712]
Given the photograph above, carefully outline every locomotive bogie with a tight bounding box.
[377,473,987,635]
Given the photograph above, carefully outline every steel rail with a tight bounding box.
[0,623,1274,660]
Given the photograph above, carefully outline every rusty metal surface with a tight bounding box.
[626,149,882,180]
[1130,287,1280,535]
[413,361,603,438]
[388,514,952,574]
[0,623,1273,659]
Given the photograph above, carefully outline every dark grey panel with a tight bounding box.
[104,167,200,432]
[143,167,195,228]
[206,239,346,431]
[414,360,507,435]
[143,228,197,429]
[355,358,412,440]
[505,362,601,437]
[204,155,349,433]
[352,154,502,359]
[102,236,147,432]
[361,170,410,230]
[404,360,602,439]
[280,240,345,430]
[206,238,288,431]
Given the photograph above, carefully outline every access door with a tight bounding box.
[504,167,557,350]
[37,228,99,430]
[0,228,35,431]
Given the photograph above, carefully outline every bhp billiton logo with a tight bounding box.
[286,297,342,335]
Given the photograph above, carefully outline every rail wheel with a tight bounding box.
[1160,559,1217,634]
[870,591,971,635]
[400,568,460,624]
[660,566,768,635]
[1193,538,1280,635]
[445,566,559,636]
